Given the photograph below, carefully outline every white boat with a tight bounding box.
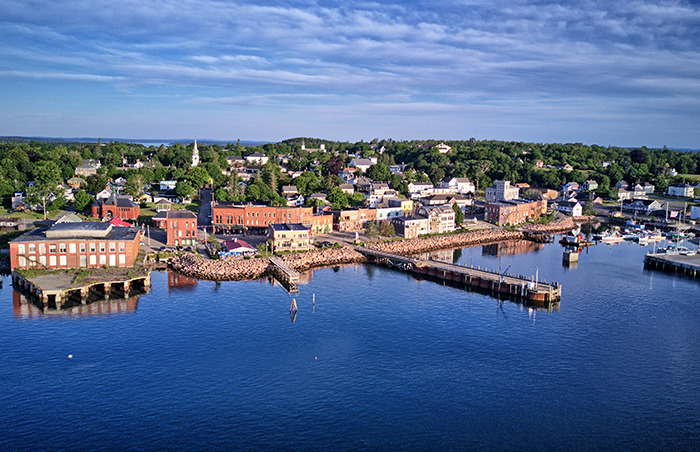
[600,232,623,243]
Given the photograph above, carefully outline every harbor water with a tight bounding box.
[1,239,698,450]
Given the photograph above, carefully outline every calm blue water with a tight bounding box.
[1,240,698,450]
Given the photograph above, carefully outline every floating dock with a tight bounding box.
[356,247,561,305]
[644,252,700,279]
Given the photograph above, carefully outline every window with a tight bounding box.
[49,255,56,266]
[59,255,67,266]
[69,243,76,254]
[28,244,36,253]
[99,254,106,265]
[49,244,56,253]
[39,243,46,254]
[89,255,96,266]
[109,242,116,253]
[80,243,86,253]
[59,243,66,253]
[119,242,125,252]
[18,244,25,254]
[90,243,96,253]
[99,243,106,253]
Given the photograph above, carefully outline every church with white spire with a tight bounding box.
[191,138,200,167]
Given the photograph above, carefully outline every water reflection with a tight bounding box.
[482,240,545,257]
[13,289,140,318]
[168,271,199,291]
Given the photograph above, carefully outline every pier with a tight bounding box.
[644,252,700,279]
[12,270,151,311]
[269,256,301,292]
[355,247,561,305]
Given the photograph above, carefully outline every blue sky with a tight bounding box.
[1,0,700,148]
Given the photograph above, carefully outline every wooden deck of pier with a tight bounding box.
[644,252,700,278]
[356,246,562,304]
[269,257,301,292]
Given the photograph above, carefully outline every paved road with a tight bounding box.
[198,188,213,227]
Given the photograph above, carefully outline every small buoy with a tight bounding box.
[67,354,73,359]
[315,356,317,360]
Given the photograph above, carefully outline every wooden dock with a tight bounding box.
[269,257,300,292]
[644,252,700,279]
[355,247,561,305]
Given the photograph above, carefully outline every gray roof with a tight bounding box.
[270,223,308,231]
[12,221,138,243]
[166,210,197,219]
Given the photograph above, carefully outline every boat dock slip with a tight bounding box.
[355,247,561,305]
[644,252,700,279]
[269,256,300,292]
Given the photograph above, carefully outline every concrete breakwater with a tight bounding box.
[169,246,366,281]
[365,230,525,255]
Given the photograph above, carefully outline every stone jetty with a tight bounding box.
[365,229,524,255]
[169,246,366,281]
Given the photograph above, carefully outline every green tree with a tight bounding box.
[378,221,395,237]
[452,203,464,227]
[367,162,391,182]
[175,180,196,200]
[186,166,211,188]
[365,220,379,237]
[73,190,95,212]
[327,187,349,210]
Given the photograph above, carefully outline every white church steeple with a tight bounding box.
[191,138,200,167]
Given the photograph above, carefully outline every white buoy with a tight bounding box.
[67,354,73,359]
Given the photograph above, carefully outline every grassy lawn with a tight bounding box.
[680,174,700,182]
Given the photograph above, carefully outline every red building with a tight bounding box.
[211,203,313,233]
[9,222,142,270]
[484,199,547,226]
[153,210,198,246]
[91,195,140,220]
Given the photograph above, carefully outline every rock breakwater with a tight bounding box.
[169,246,366,281]
[364,229,524,255]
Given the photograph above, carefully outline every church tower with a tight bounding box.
[191,138,200,167]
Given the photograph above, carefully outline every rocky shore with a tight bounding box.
[169,221,577,281]
[169,246,366,281]
[364,229,524,255]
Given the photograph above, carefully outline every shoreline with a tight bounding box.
[169,225,574,282]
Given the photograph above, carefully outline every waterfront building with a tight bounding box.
[211,203,313,233]
[416,205,455,234]
[91,195,140,220]
[485,180,519,202]
[485,199,547,226]
[9,221,141,270]
[220,238,256,258]
[309,213,333,234]
[154,210,197,247]
[407,182,434,198]
[331,208,377,231]
[386,197,414,216]
[268,223,310,252]
[617,187,634,201]
[556,200,583,217]
[391,215,430,239]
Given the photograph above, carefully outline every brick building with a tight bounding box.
[9,222,141,270]
[310,213,333,234]
[91,195,140,220]
[211,203,313,233]
[485,199,547,226]
[153,210,197,246]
